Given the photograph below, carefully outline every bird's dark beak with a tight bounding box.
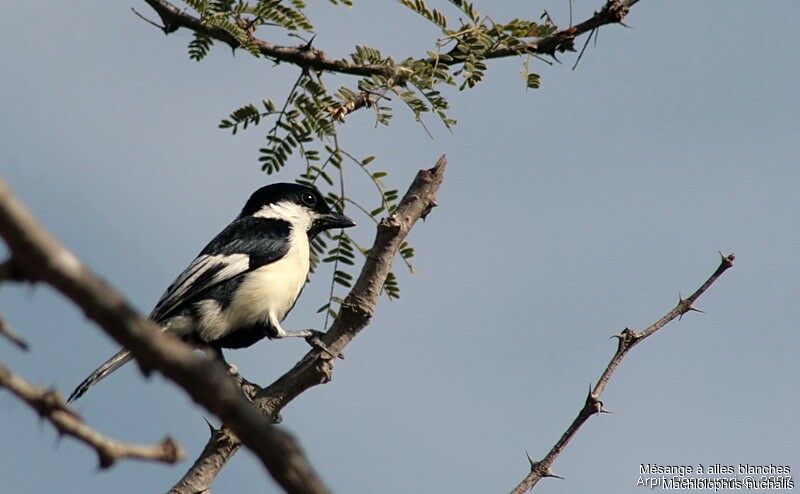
[319,211,355,230]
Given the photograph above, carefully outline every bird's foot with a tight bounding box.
[304,330,344,360]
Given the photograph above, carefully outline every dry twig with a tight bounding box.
[0,360,183,467]
[510,253,736,493]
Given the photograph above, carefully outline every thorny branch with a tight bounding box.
[0,176,330,494]
[170,157,447,493]
[141,0,640,117]
[0,360,183,468]
[510,253,736,494]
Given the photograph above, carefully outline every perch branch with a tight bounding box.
[170,156,447,493]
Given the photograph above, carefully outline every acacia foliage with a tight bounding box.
[179,0,560,320]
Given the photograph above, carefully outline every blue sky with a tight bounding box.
[1,1,798,493]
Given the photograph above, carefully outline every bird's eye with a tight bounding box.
[301,192,317,207]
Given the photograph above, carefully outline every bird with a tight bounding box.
[68,183,354,402]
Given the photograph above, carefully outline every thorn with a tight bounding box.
[203,417,218,435]
[525,450,536,469]
[677,293,704,320]
[543,467,565,480]
[301,34,317,51]
[585,384,604,415]
[677,292,687,320]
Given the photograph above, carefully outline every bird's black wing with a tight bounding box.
[149,217,291,323]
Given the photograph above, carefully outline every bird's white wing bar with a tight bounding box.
[150,253,250,322]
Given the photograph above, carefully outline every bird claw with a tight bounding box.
[305,330,344,359]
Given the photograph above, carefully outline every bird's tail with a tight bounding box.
[67,349,133,402]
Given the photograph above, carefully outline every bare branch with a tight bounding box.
[510,253,735,493]
[0,360,182,467]
[0,311,29,351]
[0,176,330,494]
[171,156,447,493]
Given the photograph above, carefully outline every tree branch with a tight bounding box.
[0,176,330,494]
[0,360,183,467]
[170,156,447,493]
[141,0,640,77]
[143,0,391,77]
[510,253,736,493]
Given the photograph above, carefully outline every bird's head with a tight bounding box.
[240,183,355,237]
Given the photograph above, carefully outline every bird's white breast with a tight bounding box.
[193,201,316,342]
[226,225,310,329]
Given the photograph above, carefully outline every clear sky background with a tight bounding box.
[1,1,798,493]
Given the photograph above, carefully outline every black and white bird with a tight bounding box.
[68,183,354,402]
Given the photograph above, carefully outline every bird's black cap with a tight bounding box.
[241,183,354,234]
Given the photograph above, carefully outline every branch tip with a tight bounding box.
[718,251,735,267]
[0,313,29,351]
